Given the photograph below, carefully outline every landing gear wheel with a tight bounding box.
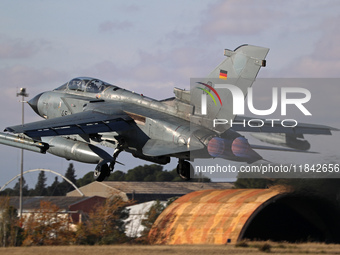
[94,163,110,182]
[177,160,193,181]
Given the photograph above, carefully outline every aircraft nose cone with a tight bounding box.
[28,93,43,115]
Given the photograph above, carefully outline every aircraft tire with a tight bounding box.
[177,160,192,181]
[94,163,110,182]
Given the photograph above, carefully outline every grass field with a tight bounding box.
[2,242,340,255]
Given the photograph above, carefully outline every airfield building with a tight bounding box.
[66,181,234,202]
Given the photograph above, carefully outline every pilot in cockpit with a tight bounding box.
[87,81,99,93]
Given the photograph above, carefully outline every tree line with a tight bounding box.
[0,163,210,196]
[1,163,78,196]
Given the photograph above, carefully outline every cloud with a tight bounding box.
[314,16,340,60]
[0,65,68,90]
[0,35,48,59]
[78,32,237,99]
[199,0,282,37]
[132,47,221,83]
[98,21,132,33]
[279,15,340,77]
[81,50,171,81]
[78,47,210,99]
[121,4,141,13]
[287,57,340,77]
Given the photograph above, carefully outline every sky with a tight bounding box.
[1,0,340,188]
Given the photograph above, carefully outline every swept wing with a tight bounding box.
[5,109,132,137]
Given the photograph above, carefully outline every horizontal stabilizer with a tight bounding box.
[250,144,317,153]
[142,139,204,157]
[232,116,338,135]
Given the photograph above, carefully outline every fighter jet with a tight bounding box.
[0,45,337,181]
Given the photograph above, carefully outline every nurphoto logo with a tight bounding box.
[196,82,312,129]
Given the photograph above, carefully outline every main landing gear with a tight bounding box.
[177,159,194,180]
[94,146,123,182]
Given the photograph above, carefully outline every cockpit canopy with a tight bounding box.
[55,77,119,93]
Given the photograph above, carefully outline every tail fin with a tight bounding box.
[190,44,269,132]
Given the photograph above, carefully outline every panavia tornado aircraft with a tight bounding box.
[0,45,337,181]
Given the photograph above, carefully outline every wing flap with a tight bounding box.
[5,110,132,137]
